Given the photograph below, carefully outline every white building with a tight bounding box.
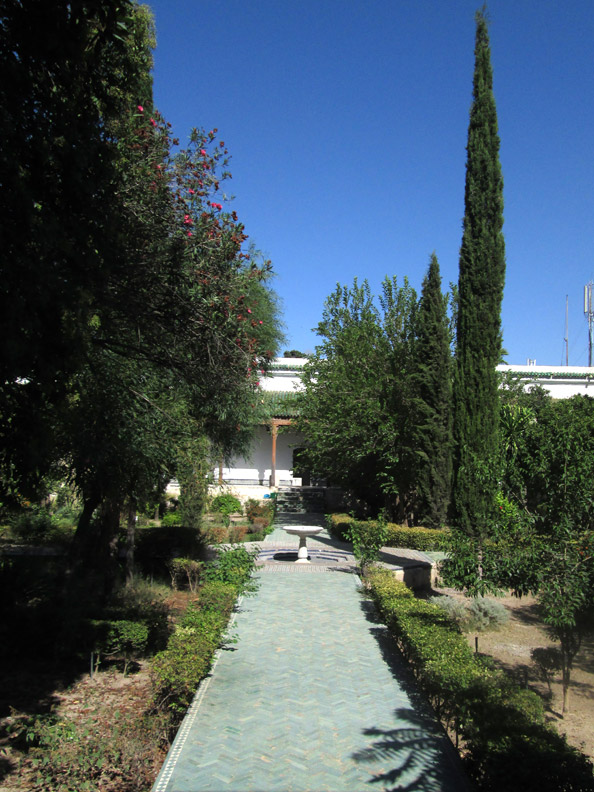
[211,360,594,498]
[214,358,306,494]
[497,364,594,399]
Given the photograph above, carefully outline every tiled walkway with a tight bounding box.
[152,515,470,792]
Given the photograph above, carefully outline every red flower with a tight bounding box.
[137,105,144,112]
[188,188,195,195]
[150,118,157,127]
[200,149,207,157]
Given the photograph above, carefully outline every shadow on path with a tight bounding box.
[353,707,461,792]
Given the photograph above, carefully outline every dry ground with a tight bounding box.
[436,587,594,761]
[1,588,592,791]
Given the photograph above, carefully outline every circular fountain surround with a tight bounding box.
[283,526,324,563]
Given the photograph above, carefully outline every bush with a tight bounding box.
[204,546,258,593]
[244,498,274,526]
[366,569,594,792]
[210,493,242,525]
[134,525,204,570]
[228,525,248,543]
[347,515,389,571]
[327,513,448,550]
[19,707,166,792]
[429,594,469,627]
[168,558,204,592]
[429,595,509,634]
[151,547,257,719]
[466,597,509,633]
[91,619,149,675]
[161,510,182,527]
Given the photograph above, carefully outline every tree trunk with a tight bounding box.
[67,493,121,601]
[126,501,136,583]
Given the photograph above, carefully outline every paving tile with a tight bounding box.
[153,520,470,792]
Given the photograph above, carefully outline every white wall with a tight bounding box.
[497,365,594,399]
[216,425,306,486]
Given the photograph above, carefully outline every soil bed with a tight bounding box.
[435,587,594,762]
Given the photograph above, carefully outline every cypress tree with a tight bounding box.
[452,9,506,535]
[412,253,452,528]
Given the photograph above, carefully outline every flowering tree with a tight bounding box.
[0,1,283,588]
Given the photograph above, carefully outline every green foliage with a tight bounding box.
[16,707,165,792]
[466,596,509,633]
[410,254,453,528]
[0,0,284,592]
[210,493,242,527]
[161,510,182,528]
[203,545,258,593]
[151,549,256,717]
[347,515,389,571]
[168,558,204,592]
[452,9,506,538]
[326,513,448,550]
[366,569,594,792]
[91,619,149,675]
[244,498,274,526]
[283,349,307,357]
[296,277,419,518]
[134,524,204,571]
[177,435,209,530]
[428,594,469,626]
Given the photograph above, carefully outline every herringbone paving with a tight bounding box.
[153,518,469,792]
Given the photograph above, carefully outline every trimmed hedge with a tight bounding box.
[327,513,448,551]
[151,547,257,720]
[366,569,594,792]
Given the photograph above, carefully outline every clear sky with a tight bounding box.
[145,0,594,366]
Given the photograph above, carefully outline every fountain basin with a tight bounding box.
[283,526,324,563]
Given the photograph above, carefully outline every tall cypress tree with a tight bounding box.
[451,9,506,536]
[412,253,452,528]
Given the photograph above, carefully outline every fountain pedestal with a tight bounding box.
[283,526,324,563]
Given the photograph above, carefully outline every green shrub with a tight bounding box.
[161,510,182,527]
[91,619,149,675]
[228,525,248,543]
[9,506,53,541]
[19,707,165,792]
[429,594,469,627]
[347,515,389,571]
[151,548,257,718]
[168,558,204,592]
[134,525,204,570]
[196,580,237,615]
[106,577,170,653]
[327,513,448,550]
[210,493,242,527]
[203,546,258,593]
[429,595,509,635]
[151,629,219,714]
[365,569,594,792]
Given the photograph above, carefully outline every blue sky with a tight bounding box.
[145,0,594,365]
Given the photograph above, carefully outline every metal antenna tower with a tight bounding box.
[565,295,569,366]
[585,283,594,367]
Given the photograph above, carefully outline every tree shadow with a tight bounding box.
[354,599,471,791]
[352,707,467,792]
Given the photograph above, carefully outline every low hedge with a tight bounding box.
[327,513,448,551]
[366,569,594,792]
[151,547,257,722]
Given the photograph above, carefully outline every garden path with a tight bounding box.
[152,514,470,792]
